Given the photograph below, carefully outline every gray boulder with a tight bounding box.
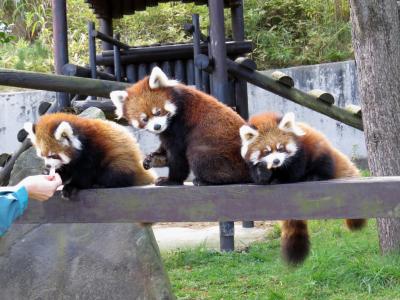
[0,108,174,300]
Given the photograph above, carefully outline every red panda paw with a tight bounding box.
[155,177,184,186]
[143,153,168,170]
[61,184,80,201]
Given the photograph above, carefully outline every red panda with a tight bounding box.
[24,113,155,198]
[240,111,366,264]
[110,67,251,186]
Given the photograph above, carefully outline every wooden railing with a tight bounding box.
[17,177,400,224]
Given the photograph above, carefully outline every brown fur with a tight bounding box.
[247,112,366,263]
[34,113,154,186]
[124,77,251,184]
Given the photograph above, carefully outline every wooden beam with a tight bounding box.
[16,177,400,224]
[225,59,363,130]
[0,68,130,97]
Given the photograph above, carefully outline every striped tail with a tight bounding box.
[281,220,310,265]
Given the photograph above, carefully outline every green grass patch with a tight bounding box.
[162,220,400,300]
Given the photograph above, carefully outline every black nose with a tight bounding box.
[154,124,161,130]
[273,159,280,165]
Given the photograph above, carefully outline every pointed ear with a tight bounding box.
[23,122,36,143]
[149,67,178,89]
[278,112,305,136]
[239,125,259,143]
[54,121,82,149]
[54,121,73,141]
[110,90,128,119]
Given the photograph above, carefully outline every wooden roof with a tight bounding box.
[85,0,239,19]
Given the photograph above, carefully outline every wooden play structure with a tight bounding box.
[0,1,399,297]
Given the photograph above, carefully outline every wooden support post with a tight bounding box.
[231,0,253,229]
[99,17,114,74]
[51,0,69,109]
[192,14,203,90]
[113,33,122,81]
[186,59,195,85]
[88,21,97,99]
[209,0,235,252]
[126,64,137,83]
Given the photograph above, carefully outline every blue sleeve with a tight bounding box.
[0,186,29,237]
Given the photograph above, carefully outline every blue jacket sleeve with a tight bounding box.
[0,186,29,237]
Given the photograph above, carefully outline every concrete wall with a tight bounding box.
[248,60,366,159]
[0,60,366,160]
[0,91,55,153]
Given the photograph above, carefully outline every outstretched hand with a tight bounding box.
[17,174,63,201]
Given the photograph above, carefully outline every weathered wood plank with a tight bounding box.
[16,177,400,224]
[0,68,130,98]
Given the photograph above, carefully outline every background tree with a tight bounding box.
[349,0,400,253]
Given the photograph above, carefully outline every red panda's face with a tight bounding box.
[240,112,305,169]
[24,119,81,170]
[110,67,178,134]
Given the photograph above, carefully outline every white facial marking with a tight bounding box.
[140,113,147,121]
[131,119,140,128]
[44,157,63,169]
[250,150,260,163]
[278,112,305,136]
[149,67,178,89]
[152,107,159,115]
[54,121,82,150]
[239,125,259,158]
[59,152,71,164]
[110,90,128,119]
[164,100,177,116]
[266,145,272,152]
[40,151,71,170]
[286,141,298,154]
[263,152,288,169]
[145,115,169,133]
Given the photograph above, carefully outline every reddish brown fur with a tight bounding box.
[246,112,366,263]
[124,77,251,184]
[34,113,154,185]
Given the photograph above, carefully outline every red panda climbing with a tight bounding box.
[240,111,366,264]
[110,67,251,186]
[24,113,155,198]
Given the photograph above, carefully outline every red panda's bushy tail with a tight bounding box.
[281,220,310,265]
[345,218,367,231]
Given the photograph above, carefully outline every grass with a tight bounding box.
[162,220,400,300]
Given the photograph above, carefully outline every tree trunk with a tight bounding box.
[349,0,400,254]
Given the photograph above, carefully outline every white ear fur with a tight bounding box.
[278,112,305,136]
[149,67,178,89]
[110,90,128,119]
[239,125,259,143]
[54,121,74,141]
[23,122,36,143]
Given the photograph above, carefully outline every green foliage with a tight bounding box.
[0,0,354,72]
[163,220,400,300]
[0,21,15,44]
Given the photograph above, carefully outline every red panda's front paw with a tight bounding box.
[143,153,168,170]
[61,185,79,201]
[155,177,183,186]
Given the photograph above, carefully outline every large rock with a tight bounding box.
[0,108,174,299]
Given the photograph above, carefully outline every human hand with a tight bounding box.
[17,174,63,201]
